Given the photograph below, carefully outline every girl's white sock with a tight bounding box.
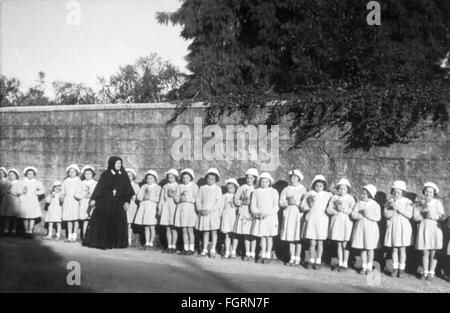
[343,260,348,268]
[309,257,315,264]
[393,262,399,270]
[338,260,343,267]
[367,261,373,271]
[289,256,295,262]
[184,244,189,251]
[423,270,429,275]
[250,252,255,258]
[189,244,195,251]
[399,263,405,271]
[315,258,321,264]
[362,263,368,271]
[295,256,301,262]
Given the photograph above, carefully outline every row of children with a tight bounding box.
[0,165,449,281]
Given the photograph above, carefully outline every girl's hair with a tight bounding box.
[337,184,351,194]
[363,189,374,200]
[52,185,61,192]
[181,173,193,182]
[206,173,219,182]
[312,180,327,191]
[80,169,95,181]
[422,187,437,197]
[258,177,272,187]
[9,172,19,180]
[25,169,36,177]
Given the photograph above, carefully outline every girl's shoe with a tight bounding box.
[420,273,427,280]
[398,270,405,278]
[243,256,250,261]
[209,252,217,259]
[306,262,314,270]
[230,253,236,259]
[391,269,399,277]
[426,274,434,281]
[286,261,294,267]
[248,256,255,262]
[199,251,208,257]
[313,263,322,270]
[263,258,271,264]
[338,266,348,273]
[256,257,264,264]
[43,235,52,240]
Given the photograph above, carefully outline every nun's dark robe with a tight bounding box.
[83,157,135,249]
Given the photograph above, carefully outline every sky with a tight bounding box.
[0,0,190,96]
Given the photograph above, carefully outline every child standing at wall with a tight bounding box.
[414,182,445,281]
[250,172,279,264]
[61,164,82,242]
[196,168,223,258]
[18,167,45,238]
[159,169,180,253]
[75,165,97,239]
[0,168,17,235]
[301,175,332,270]
[174,168,198,255]
[220,178,239,259]
[234,168,259,261]
[279,169,307,266]
[126,168,140,246]
[44,181,63,240]
[327,178,356,272]
[135,170,161,249]
[384,180,414,278]
[1,169,21,235]
[351,184,381,275]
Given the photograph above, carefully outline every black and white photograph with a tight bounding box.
[0,0,450,298]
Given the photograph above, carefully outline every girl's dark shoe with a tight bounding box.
[313,263,321,270]
[420,273,427,280]
[338,266,348,273]
[306,262,314,270]
[426,274,434,281]
[398,270,405,278]
[391,269,399,277]
[263,258,271,264]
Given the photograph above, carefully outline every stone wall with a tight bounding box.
[0,102,449,214]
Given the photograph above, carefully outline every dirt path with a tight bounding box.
[0,237,448,293]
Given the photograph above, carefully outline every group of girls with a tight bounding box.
[0,165,449,282]
[0,164,97,242]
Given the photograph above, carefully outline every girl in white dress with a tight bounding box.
[196,168,223,258]
[301,175,332,270]
[19,167,45,238]
[250,172,279,264]
[126,168,140,246]
[44,181,63,240]
[279,169,307,266]
[1,169,21,235]
[135,170,161,249]
[383,180,414,278]
[75,165,97,239]
[158,169,179,253]
[233,168,259,261]
[326,178,356,272]
[351,184,381,275]
[174,168,198,255]
[61,164,82,242]
[220,178,239,259]
[414,182,445,280]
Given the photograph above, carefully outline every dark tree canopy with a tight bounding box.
[158,0,450,150]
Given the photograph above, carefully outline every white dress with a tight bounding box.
[415,198,444,250]
[351,199,381,250]
[75,179,97,220]
[0,179,21,217]
[18,178,45,219]
[45,192,62,222]
[279,184,307,241]
[301,190,333,240]
[383,197,414,247]
[221,193,238,233]
[195,184,222,231]
[126,182,140,224]
[173,182,198,228]
[134,183,161,226]
[233,184,255,235]
[61,177,82,221]
[158,182,179,226]
[250,187,279,237]
[327,194,356,242]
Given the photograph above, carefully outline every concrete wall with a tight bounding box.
[0,103,449,214]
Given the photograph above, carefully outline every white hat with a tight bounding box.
[0,167,7,176]
[180,168,195,180]
[144,170,158,180]
[288,169,304,181]
[52,180,62,187]
[245,168,259,178]
[423,182,439,195]
[336,178,351,189]
[206,167,220,179]
[312,174,326,186]
[66,164,80,174]
[81,165,95,175]
[391,180,407,192]
[165,168,179,178]
[23,166,37,175]
[126,168,137,177]
[7,168,20,178]
[225,178,239,188]
[259,172,274,183]
[363,184,377,198]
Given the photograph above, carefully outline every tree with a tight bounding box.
[157,0,450,150]
[98,53,185,103]
[52,80,97,105]
[0,75,21,107]
[18,71,53,106]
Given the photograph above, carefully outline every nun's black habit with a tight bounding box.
[83,156,135,249]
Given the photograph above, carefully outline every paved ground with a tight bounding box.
[0,237,449,293]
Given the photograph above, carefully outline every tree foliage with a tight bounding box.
[52,81,97,105]
[158,0,450,150]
